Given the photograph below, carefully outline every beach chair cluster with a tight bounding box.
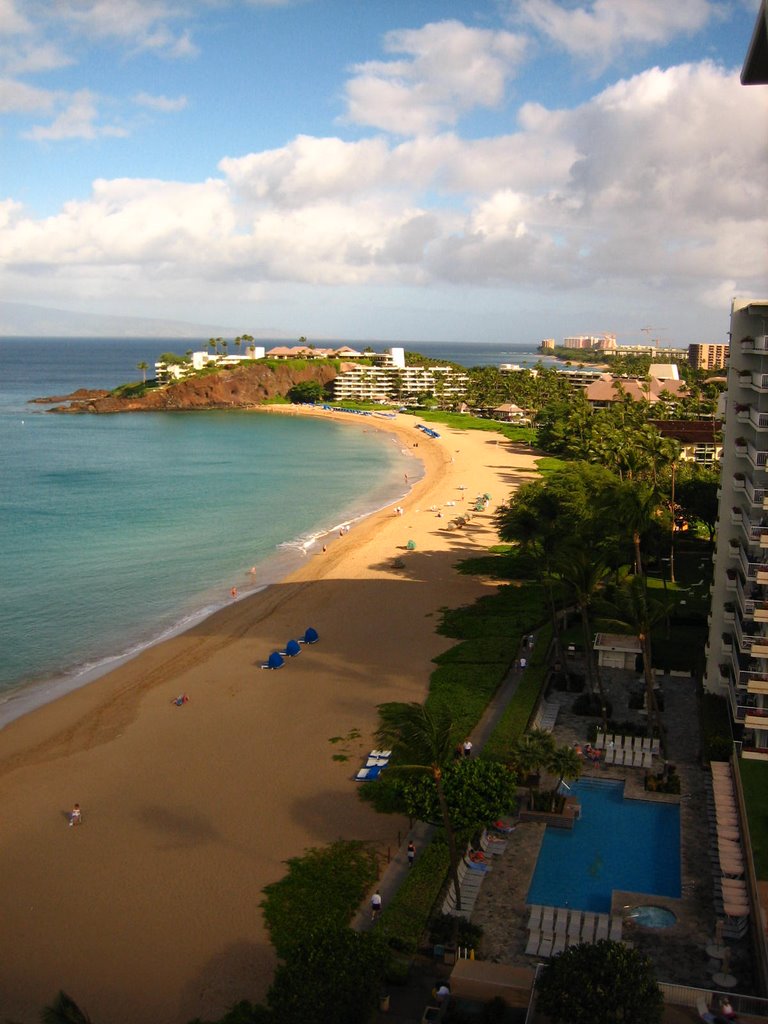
[535,701,560,733]
[707,761,750,939]
[355,749,391,783]
[441,842,498,919]
[260,627,318,669]
[595,731,658,768]
[416,423,441,438]
[524,905,623,959]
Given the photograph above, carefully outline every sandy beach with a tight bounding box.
[0,410,540,1024]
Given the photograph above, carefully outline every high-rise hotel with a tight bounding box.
[705,298,768,759]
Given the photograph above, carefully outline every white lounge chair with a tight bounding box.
[524,930,541,956]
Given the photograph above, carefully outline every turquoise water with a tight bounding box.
[0,339,422,724]
[526,779,681,913]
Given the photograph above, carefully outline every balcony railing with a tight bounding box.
[748,443,768,470]
[735,573,768,621]
[737,544,768,583]
[733,613,768,656]
[739,518,768,548]
[738,372,768,392]
[730,647,768,689]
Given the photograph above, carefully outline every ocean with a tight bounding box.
[0,336,536,727]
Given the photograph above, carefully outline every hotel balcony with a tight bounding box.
[740,335,768,354]
[739,518,768,549]
[730,648,768,691]
[735,574,768,622]
[733,613,768,657]
[737,371,768,392]
[737,545,768,584]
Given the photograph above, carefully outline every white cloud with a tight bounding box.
[2,60,766,312]
[0,76,55,113]
[516,0,725,64]
[344,20,527,134]
[133,91,188,112]
[0,0,32,35]
[49,0,199,58]
[23,89,127,140]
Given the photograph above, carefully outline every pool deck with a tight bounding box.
[471,668,759,994]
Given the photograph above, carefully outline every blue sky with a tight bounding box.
[1,0,766,343]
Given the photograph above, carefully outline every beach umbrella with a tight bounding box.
[267,651,284,669]
[282,639,301,657]
[301,626,319,644]
[407,539,416,550]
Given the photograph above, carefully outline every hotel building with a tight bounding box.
[705,298,768,759]
[689,343,730,371]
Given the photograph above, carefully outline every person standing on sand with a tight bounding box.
[69,804,82,827]
[407,841,416,868]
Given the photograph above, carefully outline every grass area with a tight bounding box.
[402,408,534,443]
[534,456,565,474]
[738,759,768,879]
[480,624,553,762]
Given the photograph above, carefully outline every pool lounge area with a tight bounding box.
[469,672,745,993]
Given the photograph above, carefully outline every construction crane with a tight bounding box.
[640,326,667,348]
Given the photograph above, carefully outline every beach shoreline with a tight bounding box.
[0,407,541,1024]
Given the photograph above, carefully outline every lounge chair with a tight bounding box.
[370,749,392,758]
[528,905,543,930]
[524,930,541,956]
[642,752,653,769]
[541,907,555,932]
[260,651,284,669]
[642,737,652,753]
[537,936,553,958]
[594,731,606,750]
[299,626,319,644]
[551,933,566,956]
[365,757,390,767]
[609,916,623,941]
[567,912,583,946]
[355,765,384,782]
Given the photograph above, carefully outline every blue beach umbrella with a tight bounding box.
[283,639,301,657]
[267,651,285,669]
[301,627,319,644]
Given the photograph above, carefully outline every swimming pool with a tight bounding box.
[526,779,681,913]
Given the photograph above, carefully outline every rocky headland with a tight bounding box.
[32,361,341,413]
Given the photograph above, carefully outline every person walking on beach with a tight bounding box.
[371,890,382,921]
[69,803,82,827]
[407,840,416,868]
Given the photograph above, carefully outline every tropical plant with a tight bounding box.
[375,702,463,910]
[136,360,148,383]
[535,940,664,1024]
[548,743,583,792]
[507,729,555,807]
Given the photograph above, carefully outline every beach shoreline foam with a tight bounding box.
[0,407,540,1024]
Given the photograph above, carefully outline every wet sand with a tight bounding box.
[0,409,540,1024]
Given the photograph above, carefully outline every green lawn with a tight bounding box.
[737,759,768,879]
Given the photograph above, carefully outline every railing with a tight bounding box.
[659,981,768,1017]
[748,442,768,470]
[737,544,768,582]
[733,613,768,655]
[749,407,768,430]
[730,647,768,689]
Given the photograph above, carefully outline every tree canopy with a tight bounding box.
[536,940,664,1024]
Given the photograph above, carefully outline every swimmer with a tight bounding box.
[230,587,237,598]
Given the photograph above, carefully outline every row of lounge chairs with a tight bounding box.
[707,761,750,940]
[535,701,559,733]
[524,905,623,959]
[355,749,392,782]
[594,731,660,755]
[603,747,654,768]
[441,832,509,918]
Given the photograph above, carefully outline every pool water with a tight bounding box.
[526,779,681,913]
[627,905,677,928]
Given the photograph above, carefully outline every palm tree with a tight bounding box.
[137,360,148,383]
[548,744,583,793]
[376,702,463,910]
[508,729,555,809]
[553,547,612,737]
[614,479,659,577]
[42,990,94,1024]
[600,576,671,757]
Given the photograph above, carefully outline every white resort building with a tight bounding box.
[705,297,768,760]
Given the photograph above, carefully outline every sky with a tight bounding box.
[1,0,766,344]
